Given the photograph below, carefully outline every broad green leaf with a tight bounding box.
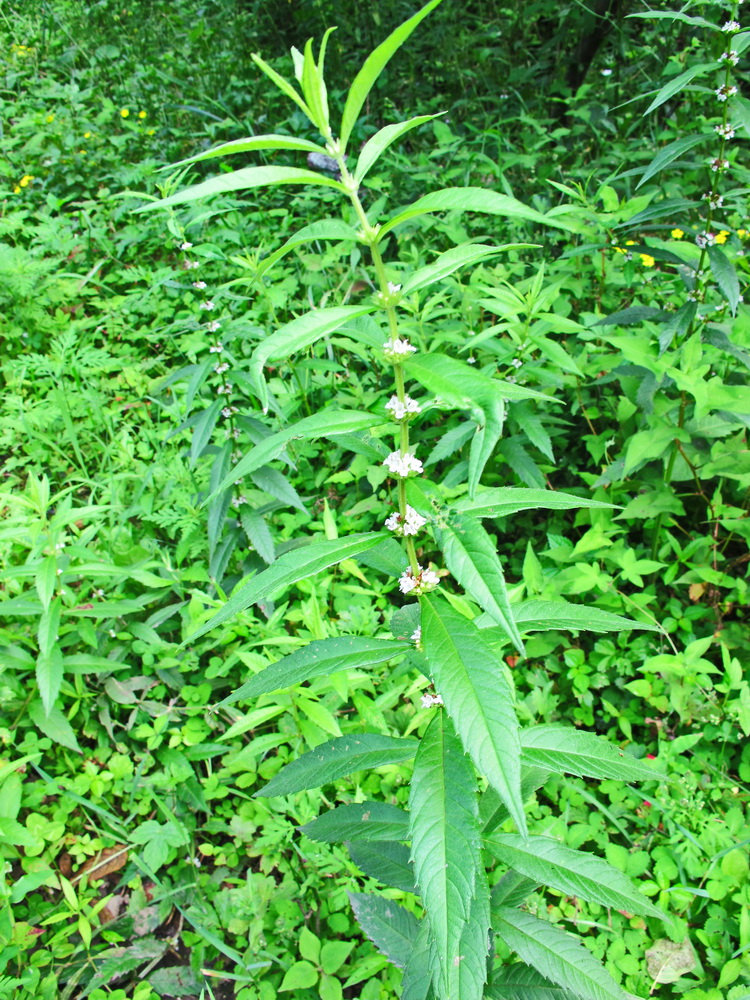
[250,305,374,409]
[628,10,718,28]
[299,801,410,843]
[279,961,318,992]
[348,891,419,969]
[187,532,383,642]
[642,63,717,117]
[490,869,539,909]
[520,725,663,782]
[436,517,524,651]
[450,868,491,1000]
[257,733,417,797]
[409,711,483,999]
[251,52,316,122]
[204,410,378,505]
[488,965,580,1000]
[36,645,63,716]
[420,596,526,833]
[220,636,409,705]
[493,908,628,1000]
[468,396,504,498]
[37,597,61,660]
[165,134,329,170]
[403,353,549,408]
[707,245,740,315]
[256,219,360,279]
[497,436,546,488]
[347,840,416,893]
[455,487,615,519]
[35,555,57,612]
[510,600,658,633]
[636,134,706,189]
[379,187,573,240]
[401,919,434,1000]
[28,699,81,753]
[486,834,664,918]
[339,0,444,150]
[354,114,443,183]
[136,166,346,213]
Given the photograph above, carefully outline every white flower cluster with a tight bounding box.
[207,320,221,333]
[711,157,730,172]
[193,280,207,289]
[715,123,735,139]
[411,626,422,648]
[716,85,738,101]
[383,450,423,478]
[383,338,417,362]
[385,394,421,421]
[706,193,724,209]
[209,342,223,353]
[222,405,238,418]
[421,692,444,708]
[387,282,402,295]
[199,300,215,311]
[722,19,741,32]
[398,564,440,596]
[719,50,740,65]
[385,505,426,537]
[231,495,246,508]
[511,357,523,369]
[214,362,229,374]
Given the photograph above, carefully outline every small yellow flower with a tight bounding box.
[79,149,87,155]
[46,114,55,123]
[84,131,91,138]
[671,228,684,239]
[19,174,33,187]
[715,231,729,245]
[738,229,747,237]
[640,254,655,267]
[138,110,147,119]
[120,108,130,118]
[13,185,21,194]
[625,239,636,246]
[613,247,627,255]
[146,128,156,135]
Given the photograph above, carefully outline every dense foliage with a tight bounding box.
[1,2,749,999]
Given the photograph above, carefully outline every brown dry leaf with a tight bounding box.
[646,937,697,984]
[58,852,73,877]
[98,893,127,924]
[73,844,129,884]
[688,582,706,601]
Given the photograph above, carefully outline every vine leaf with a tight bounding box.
[421,595,526,835]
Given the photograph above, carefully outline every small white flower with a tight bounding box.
[719,50,740,65]
[511,357,523,369]
[421,692,444,708]
[207,320,221,333]
[383,338,417,362]
[231,495,246,508]
[193,280,207,289]
[384,450,423,478]
[180,241,193,250]
[466,356,476,364]
[601,68,613,76]
[217,383,232,394]
[385,505,427,537]
[387,281,402,295]
[716,85,738,101]
[209,342,223,353]
[710,157,730,171]
[199,300,215,311]
[232,427,241,439]
[722,19,741,32]
[411,626,422,646]
[385,394,422,421]
[183,260,200,270]
[221,406,233,418]
[95,588,105,597]
[399,569,418,594]
[715,123,735,140]
[707,194,724,209]
[214,362,229,374]
[398,564,440,596]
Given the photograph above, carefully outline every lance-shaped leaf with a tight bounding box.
[707,244,740,315]
[509,600,657,634]
[252,52,317,122]
[641,62,717,116]
[204,410,377,506]
[409,711,483,1000]
[339,0,444,150]
[401,918,434,1000]
[480,766,552,835]
[379,187,573,240]
[493,908,628,1000]
[455,487,615,519]
[250,305,374,409]
[256,219,360,280]
[163,134,329,170]
[347,840,416,894]
[488,965,580,1000]
[348,891,419,969]
[420,596,525,834]
[436,517,524,652]
[136,165,346,213]
[187,532,383,643]
[449,867,491,1000]
[520,725,664,782]
[300,801,410,843]
[403,353,549,407]
[258,733,417,798]
[486,834,664,919]
[636,134,706,189]
[220,636,409,705]
[354,113,444,183]
[490,869,539,909]
[468,395,504,499]
[402,242,537,295]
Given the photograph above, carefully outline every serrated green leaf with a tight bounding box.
[354,114,443,183]
[520,725,663,782]
[510,600,658,633]
[221,636,409,705]
[35,555,57,612]
[347,840,416,893]
[257,733,417,797]
[480,766,552,835]
[437,517,524,652]
[300,801,410,843]
[348,891,419,969]
[187,532,383,643]
[37,597,61,660]
[28,699,81,753]
[493,908,627,1000]
[401,918,434,1000]
[339,0,444,150]
[454,487,615,519]
[487,965,580,1000]
[36,645,63,716]
[420,596,526,834]
[486,834,664,918]
[636,134,706,189]
[401,243,534,295]
[707,244,740,315]
[190,399,222,467]
[409,711,483,997]
[450,866,491,1000]
[469,396,505,498]
[403,353,549,409]
[490,869,539,909]
[240,508,275,564]
[137,165,346,214]
[642,63,717,117]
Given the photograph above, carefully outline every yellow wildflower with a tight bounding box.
[671,228,684,239]
[715,231,729,245]
[13,185,21,194]
[138,110,147,119]
[146,128,156,135]
[640,254,655,267]
[120,108,130,118]
[613,247,627,255]
[84,131,91,139]
[625,239,636,245]
[738,229,747,237]
[46,114,54,123]
[79,149,87,155]
[19,174,33,187]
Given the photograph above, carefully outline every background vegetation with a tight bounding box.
[1,1,749,999]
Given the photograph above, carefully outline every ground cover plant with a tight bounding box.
[1,2,749,999]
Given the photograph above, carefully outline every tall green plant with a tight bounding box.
[140,4,666,997]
